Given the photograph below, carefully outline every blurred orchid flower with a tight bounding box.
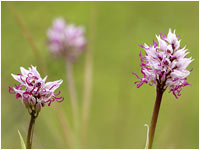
[47,18,86,61]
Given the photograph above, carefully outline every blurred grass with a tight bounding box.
[1,1,199,149]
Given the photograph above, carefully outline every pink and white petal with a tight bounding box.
[20,67,29,76]
[171,70,190,79]
[13,87,24,93]
[43,76,48,82]
[156,35,168,51]
[45,80,63,92]
[176,57,193,70]
[174,47,188,58]
[31,66,41,78]
[11,74,24,84]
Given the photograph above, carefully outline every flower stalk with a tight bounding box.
[148,82,164,149]
[65,57,79,138]
[26,112,37,149]
[81,3,97,147]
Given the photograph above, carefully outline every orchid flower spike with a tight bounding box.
[133,28,193,98]
[9,66,64,116]
[47,17,86,61]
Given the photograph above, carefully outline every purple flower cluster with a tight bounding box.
[9,66,64,114]
[133,29,193,98]
[47,18,86,60]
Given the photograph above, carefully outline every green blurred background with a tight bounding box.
[1,1,199,149]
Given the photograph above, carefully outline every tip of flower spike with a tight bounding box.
[20,67,29,75]
[11,73,17,79]
[173,29,176,34]
[53,17,67,30]
[54,17,66,23]
[43,76,48,82]
[58,80,63,84]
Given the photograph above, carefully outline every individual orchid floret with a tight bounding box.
[133,28,193,98]
[9,66,64,116]
[47,17,86,61]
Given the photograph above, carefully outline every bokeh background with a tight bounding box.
[1,1,199,149]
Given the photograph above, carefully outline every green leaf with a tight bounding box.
[18,130,26,149]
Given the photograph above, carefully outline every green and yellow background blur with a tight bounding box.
[1,1,199,149]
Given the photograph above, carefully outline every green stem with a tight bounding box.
[81,2,97,148]
[65,57,80,147]
[26,113,36,149]
[148,85,164,149]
